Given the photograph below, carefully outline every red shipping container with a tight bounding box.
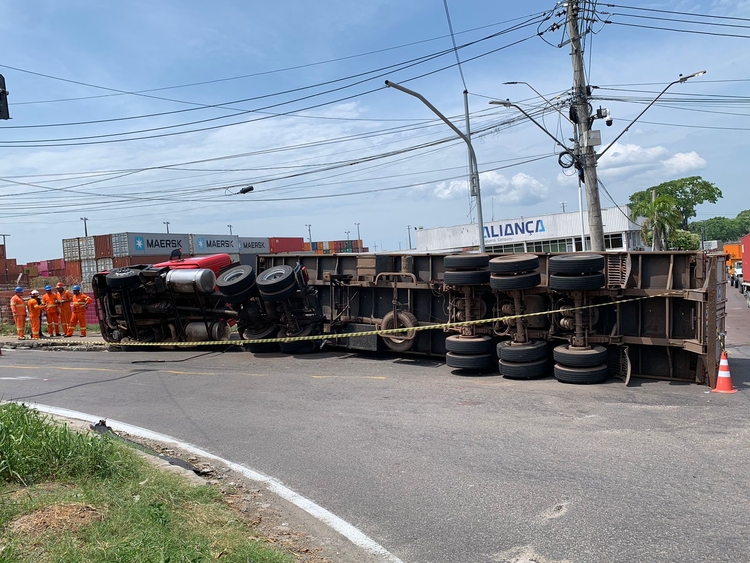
[65,261,83,285]
[113,257,131,268]
[94,234,113,258]
[269,237,305,254]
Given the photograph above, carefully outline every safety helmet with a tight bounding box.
[45,285,52,291]
[30,290,39,297]
[56,282,64,288]
[72,285,81,292]
[14,286,23,293]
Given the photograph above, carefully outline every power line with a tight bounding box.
[602,4,750,24]
[442,0,467,90]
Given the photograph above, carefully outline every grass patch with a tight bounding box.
[0,404,293,563]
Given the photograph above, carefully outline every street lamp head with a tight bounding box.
[503,81,519,85]
[678,70,706,83]
[489,99,512,108]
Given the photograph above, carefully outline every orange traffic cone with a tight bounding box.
[712,351,737,394]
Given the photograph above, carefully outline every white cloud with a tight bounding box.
[597,143,669,178]
[481,171,548,205]
[662,151,707,174]
[433,179,468,199]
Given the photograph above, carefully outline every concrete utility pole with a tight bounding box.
[567,0,605,252]
[80,217,89,237]
[305,224,312,243]
[227,224,233,235]
[407,225,412,249]
[560,201,567,213]
[355,222,361,241]
[0,233,9,285]
[345,230,350,241]
[163,221,170,234]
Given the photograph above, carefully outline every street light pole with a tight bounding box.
[355,222,361,241]
[305,224,312,243]
[163,221,170,234]
[227,224,233,235]
[80,217,88,237]
[0,233,9,285]
[345,230,350,241]
[407,225,412,250]
[386,80,485,252]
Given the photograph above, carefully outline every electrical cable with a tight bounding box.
[442,0,468,90]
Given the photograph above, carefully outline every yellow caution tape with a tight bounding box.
[21,291,681,348]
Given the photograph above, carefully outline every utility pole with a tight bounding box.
[227,224,233,235]
[355,222,361,241]
[80,217,89,237]
[407,225,412,249]
[560,201,567,213]
[0,233,9,285]
[345,230,350,241]
[305,224,312,243]
[163,221,170,234]
[567,1,605,251]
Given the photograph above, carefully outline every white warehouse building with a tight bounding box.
[415,206,644,253]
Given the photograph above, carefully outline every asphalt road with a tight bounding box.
[2,290,749,563]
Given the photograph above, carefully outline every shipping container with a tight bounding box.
[80,259,98,292]
[96,258,114,273]
[39,260,49,273]
[190,234,240,255]
[65,261,83,285]
[110,255,175,268]
[109,232,190,257]
[303,242,311,252]
[62,237,95,261]
[239,237,270,255]
[269,237,305,254]
[94,234,113,258]
[311,242,318,251]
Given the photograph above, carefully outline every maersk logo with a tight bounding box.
[134,236,145,252]
[242,240,267,250]
[196,237,206,251]
[207,239,234,249]
[484,219,546,239]
[146,238,183,249]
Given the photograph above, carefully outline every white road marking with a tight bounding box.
[26,403,405,563]
[0,376,36,380]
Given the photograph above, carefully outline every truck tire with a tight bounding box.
[497,340,548,362]
[278,324,319,354]
[381,311,419,353]
[549,254,605,275]
[553,344,608,367]
[444,254,490,270]
[499,358,549,379]
[106,268,142,289]
[217,265,256,295]
[257,265,296,293]
[549,273,605,291]
[489,254,539,274]
[446,352,495,371]
[443,269,491,285]
[553,363,609,384]
[445,335,494,354]
[239,323,279,353]
[490,272,540,291]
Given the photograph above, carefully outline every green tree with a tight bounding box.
[668,229,701,251]
[630,194,683,250]
[628,176,722,229]
[734,209,750,235]
[688,216,743,242]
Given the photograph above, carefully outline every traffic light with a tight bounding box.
[0,74,9,120]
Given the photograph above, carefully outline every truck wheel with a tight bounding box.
[217,265,256,295]
[239,323,279,353]
[446,352,496,371]
[499,358,549,379]
[553,363,609,384]
[278,324,319,354]
[552,344,607,367]
[443,269,491,285]
[489,254,539,274]
[257,265,296,293]
[381,311,419,352]
[549,254,605,275]
[490,272,540,291]
[497,340,548,362]
[445,335,494,355]
[444,254,490,270]
[106,268,142,289]
[549,273,605,291]
[223,283,260,304]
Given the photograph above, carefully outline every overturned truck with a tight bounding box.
[93,250,727,387]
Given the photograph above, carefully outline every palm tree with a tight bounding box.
[630,194,683,250]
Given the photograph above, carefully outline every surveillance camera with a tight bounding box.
[605,112,613,126]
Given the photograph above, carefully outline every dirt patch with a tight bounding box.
[9,503,103,536]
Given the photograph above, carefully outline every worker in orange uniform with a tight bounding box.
[70,285,92,337]
[56,282,74,337]
[41,284,62,336]
[27,290,44,340]
[10,286,27,339]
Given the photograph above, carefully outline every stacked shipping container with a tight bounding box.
[309,239,366,254]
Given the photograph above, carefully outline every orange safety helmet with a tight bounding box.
[56,282,64,288]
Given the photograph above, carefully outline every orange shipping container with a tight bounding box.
[94,234,113,258]
[65,261,83,285]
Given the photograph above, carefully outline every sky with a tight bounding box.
[0,0,749,262]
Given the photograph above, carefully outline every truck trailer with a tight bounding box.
[92,250,727,388]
